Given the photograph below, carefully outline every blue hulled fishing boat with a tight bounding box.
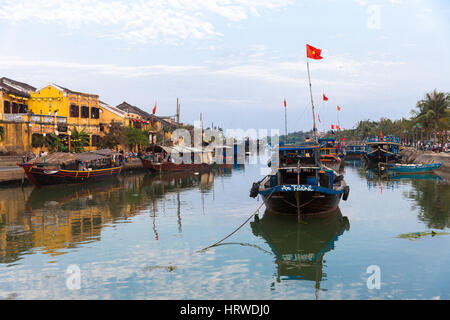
[250,144,349,216]
[364,135,400,165]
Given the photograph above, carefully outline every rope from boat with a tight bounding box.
[198,188,276,252]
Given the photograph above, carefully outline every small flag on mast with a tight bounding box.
[337,105,341,111]
[323,94,328,101]
[152,101,157,114]
[284,99,286,108]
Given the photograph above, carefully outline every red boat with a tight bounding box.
[19,150,122,187]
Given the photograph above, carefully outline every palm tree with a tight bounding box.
[70,127,90,153]
[414,90,449,142]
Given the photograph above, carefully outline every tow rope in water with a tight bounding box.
[198,189,275,253]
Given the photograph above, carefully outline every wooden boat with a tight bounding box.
[379,162,443,174]
[364,136,400,165]
[250,144,349,216]
[19,150,122,187]
[140,144,232,173]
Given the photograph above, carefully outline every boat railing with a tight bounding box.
[366,136,400,143]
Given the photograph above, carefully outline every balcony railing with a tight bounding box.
[2,113,68,124]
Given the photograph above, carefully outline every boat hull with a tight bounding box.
[260,185,344,215]
[20,164,122,187]
[384,162,443,174]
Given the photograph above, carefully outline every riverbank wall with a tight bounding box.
[400,148,450,180]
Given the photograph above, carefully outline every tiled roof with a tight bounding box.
[0,77,36,97]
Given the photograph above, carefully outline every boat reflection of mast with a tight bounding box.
[177,184,182,234]
[251,209,350,299]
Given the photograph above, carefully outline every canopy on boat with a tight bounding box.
[29,152,109,166]
[92,149,121,157]
[76,152,109,162]
[28,152,80,165]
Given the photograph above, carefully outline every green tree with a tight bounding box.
[99,122,126,149]
[125,127,150,150]
[70,127,90,153]
[44,134,67,152]
[413,90,449,142]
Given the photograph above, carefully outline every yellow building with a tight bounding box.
[1,78,177,155]
[28,84,102,151]
[0,77,36,154]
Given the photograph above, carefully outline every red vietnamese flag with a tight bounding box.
[152,101,157,114]
[284,99,286,108]
[337,125,341,130]
[306,44,323,60]
[337,105,341,111]
[323,93,328,101]
[331,124,334,130]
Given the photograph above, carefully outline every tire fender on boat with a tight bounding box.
[343,185,350,201]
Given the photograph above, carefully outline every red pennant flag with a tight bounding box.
[331,124,334,130]
[337,105,341,111]
[152,101,157,114]
[323,94,328,101]
[306,44,323,60]
[284,99,286,108]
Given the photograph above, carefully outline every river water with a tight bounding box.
[0,158,449,300]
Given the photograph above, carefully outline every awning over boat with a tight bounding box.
[29,152,80,165]
[92,149,121,157]
[76,152,109,162]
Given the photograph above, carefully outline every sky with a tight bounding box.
[0,0,449,133]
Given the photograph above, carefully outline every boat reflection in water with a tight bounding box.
[1,169,221,264]
[250,208,350,299]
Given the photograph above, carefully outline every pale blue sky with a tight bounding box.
[0,0,448,132]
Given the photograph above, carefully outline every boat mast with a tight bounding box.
[306,60,317,142]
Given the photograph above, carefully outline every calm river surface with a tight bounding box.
[0,158,449,300]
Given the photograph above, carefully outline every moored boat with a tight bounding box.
[379,161,443,174]
[140,144,232,173]
[345,144,365,159]
[363,136,401,166]
[19,150,122,187]
[318,138,344,171]
[250,144,349,216]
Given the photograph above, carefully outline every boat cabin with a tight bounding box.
[269,144,337,189]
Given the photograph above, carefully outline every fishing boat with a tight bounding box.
[140,144,232,173]
[363,135,400,166]
[318,138,344,171]
[19,150,122,187]
[379,162,443,174]
[345,144,365,159]
[249,44,351,216]
[250,144,349,216]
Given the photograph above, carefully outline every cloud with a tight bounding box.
[0,53,404,92]
[0,0,293,44]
